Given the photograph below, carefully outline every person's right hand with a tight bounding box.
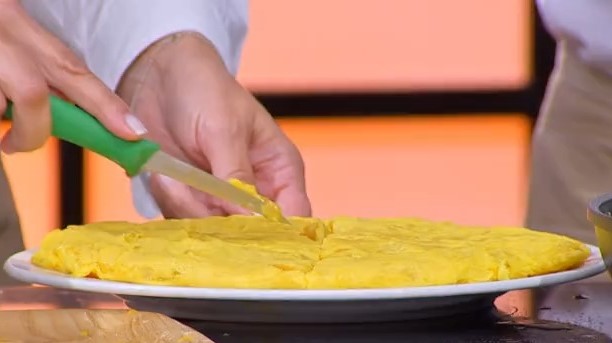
[0,0,145,154]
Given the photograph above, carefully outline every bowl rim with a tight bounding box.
[587,193,612,229]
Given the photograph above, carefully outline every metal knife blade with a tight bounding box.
[142,151,289,223]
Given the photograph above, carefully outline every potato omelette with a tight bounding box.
[31,215,590,289]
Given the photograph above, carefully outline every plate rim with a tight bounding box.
[4,246,606,301]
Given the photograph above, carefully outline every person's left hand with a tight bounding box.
[116,32,311,218]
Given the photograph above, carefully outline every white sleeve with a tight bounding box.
[536,0,612,76]
[20,0,249,219]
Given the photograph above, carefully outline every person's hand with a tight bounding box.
[117,32,311,218]
[0,0,144,153]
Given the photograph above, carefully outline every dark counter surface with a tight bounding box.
[1,283,611,342]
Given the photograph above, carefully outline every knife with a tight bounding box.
[3,95,289,223]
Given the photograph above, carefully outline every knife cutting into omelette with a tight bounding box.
[3,95,289,224]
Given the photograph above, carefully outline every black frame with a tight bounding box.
[58,3,556,227]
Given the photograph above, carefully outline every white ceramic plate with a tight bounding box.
[4,246,606,323]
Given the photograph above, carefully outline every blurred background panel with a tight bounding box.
[238,0,531,92]
[282,115,529,225]
[84,114,529,226]
[0,123,59,249]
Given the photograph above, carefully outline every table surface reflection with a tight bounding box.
[0,283,611,342]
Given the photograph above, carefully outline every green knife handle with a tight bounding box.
[3,95,160,176]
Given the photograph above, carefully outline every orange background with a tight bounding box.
[238,0,531,92]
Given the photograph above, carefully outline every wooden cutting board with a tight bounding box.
[0,309,214,342]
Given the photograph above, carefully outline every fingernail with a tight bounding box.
[125,113,148,135]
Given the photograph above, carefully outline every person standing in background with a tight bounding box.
[0,0,311,285]
[527,0,612,283]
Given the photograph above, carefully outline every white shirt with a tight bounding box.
[537,0,612,76]
[20,0,248,218]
